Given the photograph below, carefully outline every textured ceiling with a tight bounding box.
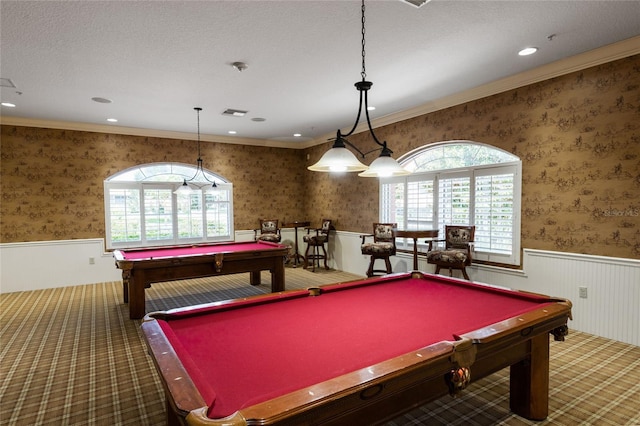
[1,0,639,147]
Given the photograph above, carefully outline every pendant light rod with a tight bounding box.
[338,1,386,151]
[308,0,410,177]
[175,107,217,193]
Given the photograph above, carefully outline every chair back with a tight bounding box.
[319,219,333,237]
[445,225,475,250]
[259,219,279,235]
[373,223,397,244]
[256,219,281,243]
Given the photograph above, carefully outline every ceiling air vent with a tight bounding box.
[222,109,248,117]
[0,78,16,88]
[401,0,432,8]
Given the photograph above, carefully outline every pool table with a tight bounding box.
[141,271,572,425]
[114,241,289,319]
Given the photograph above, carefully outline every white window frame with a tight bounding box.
[104,163,234,249]
[380,143,521,266]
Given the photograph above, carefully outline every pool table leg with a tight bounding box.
[509,332,550,420]
[272,257,285,292]
[250,271,261,286]
[128,272,146,320]
[249,259,285,293]
[121,270,131,303]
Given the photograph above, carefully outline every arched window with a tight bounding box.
[104,163,234,249]
[380,141,521,266]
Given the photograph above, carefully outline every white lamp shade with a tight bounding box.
[307,147,368,172]
[173,182,194,194]
[204,185,219,194]
[358,155,411,177]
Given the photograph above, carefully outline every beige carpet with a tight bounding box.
[1,268,639,425]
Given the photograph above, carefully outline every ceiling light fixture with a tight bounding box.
[91,97,112,104]
[518,47,538,56]
[232,61,248,72]
[308,0,410,178]
[174,107,217,194]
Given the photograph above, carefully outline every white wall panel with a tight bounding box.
[1,236,637,345]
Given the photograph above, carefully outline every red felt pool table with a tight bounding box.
[114,241,289,319]
[141,271,572,425]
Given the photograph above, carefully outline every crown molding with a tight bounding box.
[3,35,638,151]
[304,35,640,149]
[0,116,297,149]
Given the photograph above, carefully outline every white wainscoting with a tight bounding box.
[0,239,121,294]
[1,235,638,346]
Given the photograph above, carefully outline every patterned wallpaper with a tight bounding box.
[0,129,307,241]
[1,55,639,260]
[305,55,640,259]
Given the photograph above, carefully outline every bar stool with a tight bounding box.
[361,223,397,277]
[303,219,332,272]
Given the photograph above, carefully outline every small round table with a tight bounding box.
[283,221,310,267]
[396,229,439,270]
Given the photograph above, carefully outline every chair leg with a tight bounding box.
[321,244,328,269]
[384,256,392,274]
[461,267,470,280]
[312,245,318,272]
[366,257,376,277]
[303,245,310,269]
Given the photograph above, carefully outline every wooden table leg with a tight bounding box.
[250,271,261,286]
[411,237,419,270]
[128,272,146,320]
[272,257,285,292]
[509,332,550,420]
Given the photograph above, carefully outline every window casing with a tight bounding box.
[380,142,521,266]
[104,163,234,249]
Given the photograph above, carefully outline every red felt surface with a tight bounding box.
[161,276,552,419]
[120,241,276,260]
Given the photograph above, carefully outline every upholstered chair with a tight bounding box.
[361,223,397,277]
[426,225,475,280]
[303,219,333,272]
[254,219,281,243]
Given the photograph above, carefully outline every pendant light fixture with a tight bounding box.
[174,107,218,194]
[308,0,410,178]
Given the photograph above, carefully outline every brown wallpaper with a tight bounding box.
[0,128,307,241]
[305,55,640,259]
[2,55,639,259]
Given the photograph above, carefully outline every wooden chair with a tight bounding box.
[361,223,397,277]
[254,219,281,243]
[303,219,333,272]
[426,225,475,280]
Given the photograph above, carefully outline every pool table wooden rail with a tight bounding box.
[140,273,572,426]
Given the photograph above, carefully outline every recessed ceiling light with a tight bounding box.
[252,117,266,122]
[228,130,237,134]
[107,118,118,123]
[92,97,112,103]
[518,47,538,56]
[293,133,302,137]
[1,102,16,107]
[367,106,376,111]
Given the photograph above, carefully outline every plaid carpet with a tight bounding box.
[1,268,639,425]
